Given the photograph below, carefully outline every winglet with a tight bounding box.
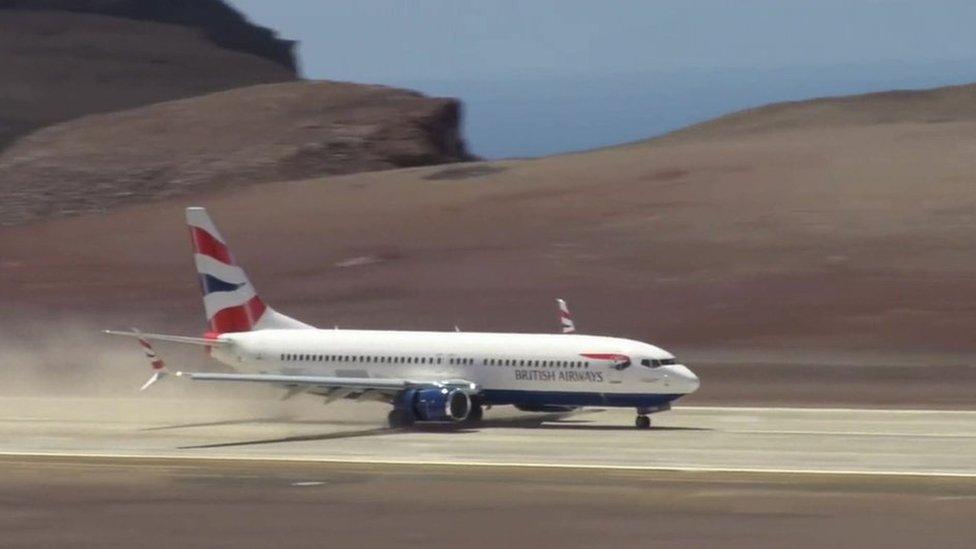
[133,328,169,391]
[557,298,576,334]
[139,371,167,392]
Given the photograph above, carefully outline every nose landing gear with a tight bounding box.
[635,405,668,429]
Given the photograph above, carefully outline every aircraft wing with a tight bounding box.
[106,328,478,399]
[181,372,411,390]
[175,371,479,398]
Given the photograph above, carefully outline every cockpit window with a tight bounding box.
[641,358,678,368]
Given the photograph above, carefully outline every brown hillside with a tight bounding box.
[660,82,976,141]
[0,5,296,150]
[3,83,976,407]
[0,81,472,226]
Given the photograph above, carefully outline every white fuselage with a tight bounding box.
[213,329,700,408]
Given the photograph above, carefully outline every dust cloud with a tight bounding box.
[0,317,387,427]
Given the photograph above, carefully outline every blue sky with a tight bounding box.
[230,1,976,157]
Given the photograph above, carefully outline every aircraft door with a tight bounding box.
[607,356,630,385]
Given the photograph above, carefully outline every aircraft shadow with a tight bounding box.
[521,424,712,432]
[421,416,712,432]
[176,413,710,449]
[179,426,398,449]
[145,417,376,432]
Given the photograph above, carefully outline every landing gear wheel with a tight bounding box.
[388,409,415,429]
[635,415,651,430]
[465,404,484,423]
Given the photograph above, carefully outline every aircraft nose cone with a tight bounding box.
[671,364,700,394]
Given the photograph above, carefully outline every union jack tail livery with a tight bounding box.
[187,207,311,334]
[557,298,576,333]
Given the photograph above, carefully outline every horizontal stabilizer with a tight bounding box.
[103,330,227,347]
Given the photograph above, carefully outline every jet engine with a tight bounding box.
[405,387,472,422]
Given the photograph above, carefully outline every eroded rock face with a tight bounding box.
[0,1,298,149]
[0,81,474,225]
[0,0,296,70]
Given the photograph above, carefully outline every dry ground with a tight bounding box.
[3,85,976,407]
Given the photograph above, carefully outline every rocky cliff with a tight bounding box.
[0,81,472,225]
[0,0,298,149]
[0,1,474,225]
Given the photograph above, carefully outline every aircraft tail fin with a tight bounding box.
[186,207,312,334]
[557,298,576,334]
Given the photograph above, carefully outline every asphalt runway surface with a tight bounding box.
[2,398,975,548]
[1,398,974,476]
[2,456,975,549]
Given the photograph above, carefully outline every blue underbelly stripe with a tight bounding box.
[482,389,684,408]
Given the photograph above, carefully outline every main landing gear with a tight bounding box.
[466,402,484,423]
[635,415,652,430]
[388,409,415,429]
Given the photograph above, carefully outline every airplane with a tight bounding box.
[106,207,700,430]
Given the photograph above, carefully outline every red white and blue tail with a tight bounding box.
[186,207,311,334]
[557,298,576,334]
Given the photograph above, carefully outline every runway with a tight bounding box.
[1,397,974,477]
[3,397,976,548]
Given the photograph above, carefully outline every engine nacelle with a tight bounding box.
[407,387,472,422]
